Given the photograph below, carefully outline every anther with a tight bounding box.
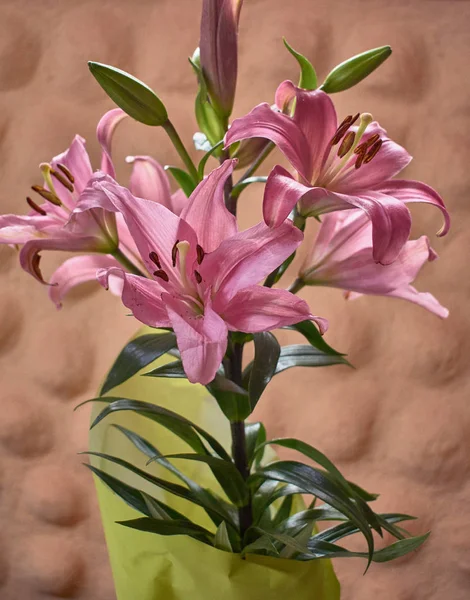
[172,240,180,268]
[196,244,205,265]
[26,197,47,216]
[365,133,380,147]
[149,251,162,270]
[153,269,169,282]
[56,163,75,184]
[194,270,202,284]
[31,185,62,206]
[364,139,383,164]
[51,168,74,192]
[355,149,367,169]
[337,131,355,158]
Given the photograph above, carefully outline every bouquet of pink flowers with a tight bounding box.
[0,1,450,597]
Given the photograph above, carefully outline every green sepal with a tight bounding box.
[88,62,168,126]
[321,46,392,93]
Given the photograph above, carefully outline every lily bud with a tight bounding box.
[200,0,243,119]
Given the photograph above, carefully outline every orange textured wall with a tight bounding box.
[0,0,468,598]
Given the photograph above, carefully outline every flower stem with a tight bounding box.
[111,248,146,277]
[162,120,199,183]
[228,341,253,539]
[288,277,305,294]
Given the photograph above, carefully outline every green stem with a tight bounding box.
[288,277,305,294]
[162,120,199,183]
[111,248,146,277]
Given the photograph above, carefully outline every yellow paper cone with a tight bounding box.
[90,329,341,599]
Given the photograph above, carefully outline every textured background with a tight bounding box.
[0,0,468,598]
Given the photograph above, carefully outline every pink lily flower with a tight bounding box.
[200,0,243,118]
[78,160,324,385]
[0,109,180,307]
[299,210,449,318]
[225,81,450,265]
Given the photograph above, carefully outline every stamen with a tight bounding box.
[354,142,368,155]
[153,269,169,282]
[26,197,47,216]
[31,185,62,206]
[365,133,380,147]
[355,149,367,169]
[194,270,202,284]
[330,113,361,146]
[172,240,180,267]
[56,163,75,184]
[196,244,205,265]
[337,131,355,158]
[51,168,74,192]
[364,139,383,164]
[149,251,162,269]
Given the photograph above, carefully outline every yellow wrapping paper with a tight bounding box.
[90,330,341,599]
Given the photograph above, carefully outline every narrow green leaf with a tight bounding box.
[272,495,294,527]
[90,398,231,461]
[214,521,233,552]
[149,453,249,507]
[245,332,280,410]
[164,166,196,197]
[197,140,225,179]
[84,463,187,521]
[118,517,214,543]
[206,374,251,421]
[230,176,268,200]
[245,422,267,468]
[280,522,314,559]
[286,320,345,356]
[241,535,279,557]
[283,38,318,90]
[252,482,304,525]
[321,46,392,94]
[88,62,168,126]
[254,526,310,555]
[100,333,176,395]
[143,359,187,378]
[275,345,348,374]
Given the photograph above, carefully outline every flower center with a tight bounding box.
[27,162,75,215]
[316,113,382,189]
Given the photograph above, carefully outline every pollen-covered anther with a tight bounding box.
[31,185,62,206]
[330,113,360,146]
[196,244,205,265]
[171,240,180,267]
[194,270,202,284]
[364,139,383,164]
[355,149,367,169]
[26,197,47,216]
[56,163,75,184]
[337,131,355,158]
[51,168,74,192]
[149,251,162,270]
[153,269,169,282]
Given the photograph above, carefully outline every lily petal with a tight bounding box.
[97,109,127,179]
[20,235,103,283]
[204,220,303,305]
[0,214,57,244]
[181,160,237,252]
[170,189,187,216]
[51,135,94,199]
[385,285,449,319]
[374,179,450,237]
[97,267,170,327]
[299,187,412,265]
[163,292,228,385]
[221,285,321,332]
[263,165,311,227]
[49,254,118,308]
[126,155,173,209]
[225,103,313,181]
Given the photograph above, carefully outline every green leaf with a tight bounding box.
[84,463,187,521]
[164,167,196,197]
[85,451,235,527]
[315,513,415,545]
[252,482,304,524]
[272,495,294,527]
[286,320,345,357]
[275,345,348,374]
[143,359,187,378]
[250,460,375,567]
[206,374,251,421]
[321,46,392,94]
[244,332,280,410]
[197,140,225,179]
[149,453,249,507]
[214,521,233,552]
[241,535,279,557]
[88,62,168,126]
[100,333,176,395]
[118,517,214,543]
[230,176,268,200]
[283,38,317,90]
[90,398,231,461]
[253,527,310,556]
[245,422,267,468]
